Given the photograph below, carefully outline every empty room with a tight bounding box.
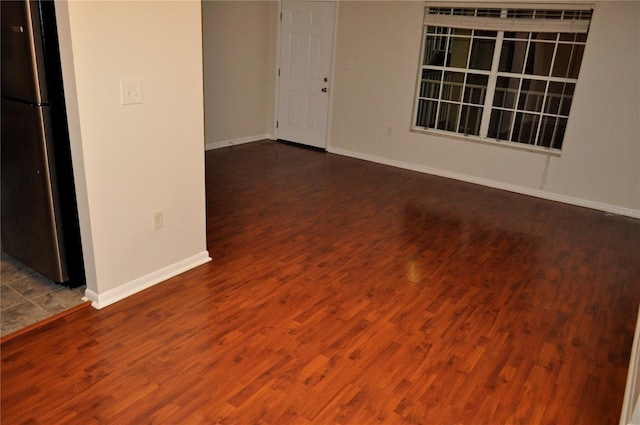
[2,1,639,424]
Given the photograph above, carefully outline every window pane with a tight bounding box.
[538,116,558,147]
[559,33,587,43]
[488,109,513,140]
[525,42,555,76]
[552,117,567,149]
[441,72,465,101]
[452,8,473,16]
[452,28,472,36]
[469,38,495,70]
[545,82,575,116]
[474,30,497,38]
[464,74,488,104]
[447,37,471,68]
[518,79,547,112]
[559,83,575,116]
[493,77,519,109]
[512,112,540,145]
[436,102,460,132]
[552,43,573,77]
[416,99,438,128]
[544,81,563,114]
[424,35,447,66]
[539,116,567,148]
[499,40,527,73]
[508,9,534,18]
[536,10,563,19]
[504,32,529,39]
[567,44,584,79]
[458,105,483,135]
[420,69,442,99]
[477,9,501,18]
[532,32,557,41]
[426,26,447,34]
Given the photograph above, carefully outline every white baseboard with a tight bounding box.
[83,250,212,310]
[326,146,640,220]
[621,306,640,425]
[205,134,274,151]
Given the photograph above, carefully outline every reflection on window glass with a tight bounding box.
[469,38,495,70]
[427,26,449,35]
[544,81,564,114]
[507,9,534,18]
[512,112,540,144]
[420,69,442,99]
[518,79,547,112]
[464,74,488,104]
[452,28,472,36]
[552,43,573,77]
[441,72,465,101]
[424,36,447,66]
[532,32,557,41]
[447,37,471,68]
[560,33,587,42]
[539,116,567,148]
[545,82,575,115]
[459,105,483,135]
[474,30,497,37]
[524,42,554,76]
[504,32,529,39]
[493,77,519,109]
[559,84,575,115]
[499,40,527,73]
[416,99,438,128]
[488,109,513,140]
[437,102,460,132]
[567,44,584,78]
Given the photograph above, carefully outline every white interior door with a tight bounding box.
[277,1,335,149]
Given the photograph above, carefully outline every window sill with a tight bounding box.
[410,127,562,157]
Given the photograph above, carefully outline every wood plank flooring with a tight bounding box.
[2,140,639,424]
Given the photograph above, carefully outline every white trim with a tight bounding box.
[325,1,339,151]
[423,15,590,33]
[205,134,274,151]
[274,0,283,140]
[326,146,640,219]
[621,305,640,425]
[83,251,212,309]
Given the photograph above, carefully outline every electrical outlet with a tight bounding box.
[153,210,163,229]
[121,80,143,105]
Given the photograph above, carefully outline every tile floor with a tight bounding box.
[1,252,86,338]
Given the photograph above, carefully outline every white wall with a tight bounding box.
[329,1,640,212]
[55,0,210,308]
[202,0,278,149]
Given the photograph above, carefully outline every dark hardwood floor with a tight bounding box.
[2,140,639,424]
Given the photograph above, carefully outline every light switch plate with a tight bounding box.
[121,80,143,105]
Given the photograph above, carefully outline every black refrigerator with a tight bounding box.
[1,0,85,287]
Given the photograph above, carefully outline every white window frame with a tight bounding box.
[411,3,593,154]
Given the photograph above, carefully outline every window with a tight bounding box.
[413,4,592,151]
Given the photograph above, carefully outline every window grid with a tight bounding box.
[426,7,592,20]
[414,6,590,151]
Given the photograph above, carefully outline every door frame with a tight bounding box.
[274,0,338,150]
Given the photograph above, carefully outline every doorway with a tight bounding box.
[276,1,336,149]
